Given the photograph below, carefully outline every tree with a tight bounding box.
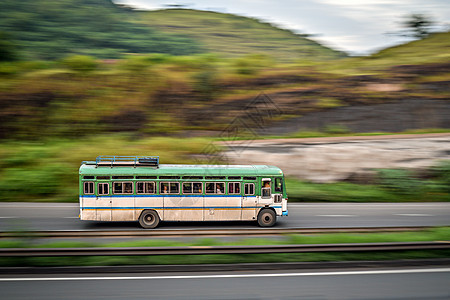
[0,31,19,61]
[401,14,434,39]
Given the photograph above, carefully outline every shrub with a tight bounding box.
[60,55,98,73]
[378,169,422,195]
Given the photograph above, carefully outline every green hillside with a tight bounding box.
[0,0,203,60]
[137,9,346,61]
[0,1,346,61]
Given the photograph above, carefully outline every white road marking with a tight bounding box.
[0,217,16,219]
[395,214,433,217]
[316,215,357,217]
[0,268,449,282]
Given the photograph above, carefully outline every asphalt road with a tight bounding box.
[1,268,449,299]
[0,202,449,231]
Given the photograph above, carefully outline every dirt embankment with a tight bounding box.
[223,133,450,183]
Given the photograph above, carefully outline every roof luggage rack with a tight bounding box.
[94,156,159,168]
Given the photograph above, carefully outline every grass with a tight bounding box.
[285,173,450,203]
[0,135,214,202]
[0,227,448,267]
[218,128,450,141]
[0,132,448,203]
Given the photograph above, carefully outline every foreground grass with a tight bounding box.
[0,227,449,267]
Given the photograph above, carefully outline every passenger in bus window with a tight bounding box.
[217,183,224,194]
[162,185,168,193]
[262,181,271,197]
[194,182,202,193]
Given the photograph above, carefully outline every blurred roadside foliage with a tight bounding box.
[60,55,98,74]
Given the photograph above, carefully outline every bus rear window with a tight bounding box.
[84,182,94,194]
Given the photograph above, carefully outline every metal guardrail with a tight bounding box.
[0,226,434,239]
[0,242,449,257]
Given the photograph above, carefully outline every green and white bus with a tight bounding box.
[79,156,288,228]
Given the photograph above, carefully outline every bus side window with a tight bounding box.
[137,182,155,194]
[244,183,254,195]
[113,182,133,194]
[275,177,283,193]
[193,182,202,194]
[206,182,224,194]
[98,183,109,195]
[170,182,179,194]
[84,182,94,195]
[160,182,169,194]
[205,182,215,194]
[216,182,224,194]
[228,182,241,194]
[183,182,202,194]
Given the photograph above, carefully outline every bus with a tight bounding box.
[79,156,288,228]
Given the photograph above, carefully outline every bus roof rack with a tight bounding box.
[94,156,159,168]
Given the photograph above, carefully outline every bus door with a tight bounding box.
[274,177,285,210]
[242,182,257,220]
[96,181,111,221]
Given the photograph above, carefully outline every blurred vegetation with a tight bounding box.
[0,136,447,202]
[286,161,450,203]
[0,2,449,203]
[0,227,448,266]
[0,136,213,202]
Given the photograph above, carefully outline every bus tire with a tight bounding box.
[139,210,160,229]
[257,209,276,227]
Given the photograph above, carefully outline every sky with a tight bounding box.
[115,0,450,55]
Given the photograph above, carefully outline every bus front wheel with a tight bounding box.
[257,209,276,227]
[139,210,160,229]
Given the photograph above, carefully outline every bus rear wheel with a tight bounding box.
[257,209,276,227]
[139,210,160,229]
